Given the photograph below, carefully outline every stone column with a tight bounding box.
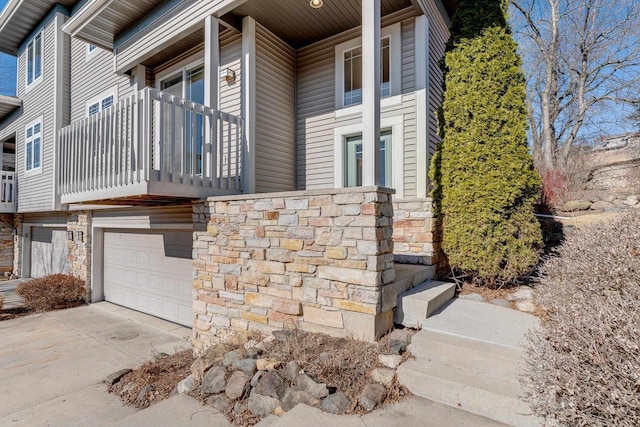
[67,211,92,301]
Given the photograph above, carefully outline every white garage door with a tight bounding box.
[103,230,193,326]
[31,227,69,278]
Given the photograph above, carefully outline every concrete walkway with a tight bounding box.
[0,278,30,309]
[0,303,199,427]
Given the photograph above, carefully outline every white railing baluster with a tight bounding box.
[227,116,231,190]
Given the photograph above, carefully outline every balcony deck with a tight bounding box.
[58,88,244,205]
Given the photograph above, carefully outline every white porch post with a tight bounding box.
[415,15,430,198]
[204,15,220,180]
[362,0,381,186]
[242,16,257,194]
[204,16,220,109]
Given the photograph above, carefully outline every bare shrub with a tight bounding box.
[522,213,640,426]
[16,274,86,311]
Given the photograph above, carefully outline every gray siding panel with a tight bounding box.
[425,0,449,157]
[219,31,242,117]
[14,17,59,212]
[295,8,419,194]
[69,39,132,123]
[255,24,296,193]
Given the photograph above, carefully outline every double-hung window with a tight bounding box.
[26,32,43,88]
[25,119,42,173]
[335,23,401,110]
[87,93,115,116]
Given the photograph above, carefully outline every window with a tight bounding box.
[26,32,43,88]
[333,116,405,196]
[87,93,115,116]
[343,38,390,107]
[25,119,42,172]
[335,23,401,110]
[87,44,97,53]
[86,43,99,60]
[344,130,393,187]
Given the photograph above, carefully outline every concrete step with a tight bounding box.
[411,329,525,361]
[381,264,435,312]
[422,298,540,350]
[394,280,456,328]
[397,360,541,427]
[408,336,524,382]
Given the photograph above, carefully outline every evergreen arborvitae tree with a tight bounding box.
[430,0,542,284]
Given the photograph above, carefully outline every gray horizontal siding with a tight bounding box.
[425,0,448,157]
[219,30,242,117]
[295,8,419,194]
[255,23,296,193]
[69,39,132,123]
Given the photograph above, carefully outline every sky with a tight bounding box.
[0,0,16,96]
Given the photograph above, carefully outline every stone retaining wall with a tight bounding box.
[13,214,22,276]
[392,198,442,268]
[192,187,396,353]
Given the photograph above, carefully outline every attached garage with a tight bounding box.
[102,229,193,326]
[29,227,69,278]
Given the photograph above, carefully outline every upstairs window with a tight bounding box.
[26,32,43,88]
[87,93,115,116]
[335,23,401,110]
[86,43,99,60]
[25,119,42,172]
[343,37,390,106]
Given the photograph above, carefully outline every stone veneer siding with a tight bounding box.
[192,186,396,353]
[67,211,92,301]
[0,214,14,274]
[392,198,442,268]
[12,214,22,276]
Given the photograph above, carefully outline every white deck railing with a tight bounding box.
[0,171,16,212]
[58,87,244,200]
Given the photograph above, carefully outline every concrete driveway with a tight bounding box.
[0,302,203,427]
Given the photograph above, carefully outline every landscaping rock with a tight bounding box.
[296,374,329,399]
[378,354,403,369]
[226,371,250,400]
[359,384,386,412]
[273,330,294,342]
[508,287,535,301]
[206,394,231,413]
[177,374,195,394]
[489,299,511,308]
[284,361,302,383]
[251,371,264,387]
[234,358,257,376]
[460,293,485,302]
[562,199,592,211]
[591,200,615,210]
[625,195,639,206]
[191,344,225,385]
[254,371,285,399]
[137,385,154,404]
[153,352,170,361]
[370,368,395,386]
[257,358,282,371]
[516,299,537,313]
[280,387,313,411]
[223,349,245,367]
[234,401,247,415]
[201,366,227,395]
[388,340,408,355]
[244,339,259,350]
[321,391,351,414]
[248,390,279,417]
[274,406,286,416]
[103,368,131,386]
[246,347,260,359]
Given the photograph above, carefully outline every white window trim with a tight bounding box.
[155,54,204,94]
[86,43,99,61]
[24,115,44,176]
[333,115,404,197]
[85,86,118,117]
[334,22,402,111]
[24,30,44,94]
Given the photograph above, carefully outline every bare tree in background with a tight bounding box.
[510,0,640,170]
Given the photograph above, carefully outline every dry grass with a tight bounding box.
[110,349,195,408]
[522,212,640,426]
[16,274,85,311]
[458,282,516,303]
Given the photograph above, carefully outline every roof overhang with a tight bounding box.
[0,0,78,55]
[0,95,22,122]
